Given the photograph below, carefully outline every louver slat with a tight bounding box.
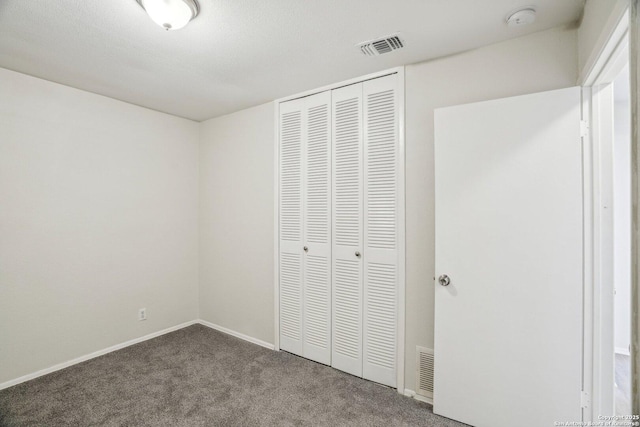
[280,111,302,242]
[280,253,302,341]
[305,255,329,348]
[305,103,329,245]
[303,92,332,365]
[365,89,396,250]
[333,259,361,360]
[331,83,363,378]
[334,97,361,247]
[363,75,398,388]
[364,262,396,369]
[279,100,304,356]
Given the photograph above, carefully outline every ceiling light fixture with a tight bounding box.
[136,0,199,31]
[506,8,536,27]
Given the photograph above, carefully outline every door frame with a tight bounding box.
[272,67,406,393]
[580,4,630,420]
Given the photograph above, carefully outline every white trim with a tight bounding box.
[592,83,617,417]
[630,2,640,415]
[396,66,406,395]
[403,389,433,405]
[0,320,198,391]
[594,26,630,86]
[581,86,595,422]
[581,9,631,420]
[580,1,629,86]
[275,67,402,104]
[273,99,281,352]
[615,346,631,356]
[198,320,275,350]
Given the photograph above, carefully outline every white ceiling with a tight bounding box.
[0,0,584,121]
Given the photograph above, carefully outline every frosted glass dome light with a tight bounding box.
[137,0,199,31]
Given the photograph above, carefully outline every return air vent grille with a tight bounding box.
[416,346,434,399]
[358,34,405,56]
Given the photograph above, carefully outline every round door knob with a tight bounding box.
[355,251,361,258]
[438,274,451,286]
[303,246,308,252]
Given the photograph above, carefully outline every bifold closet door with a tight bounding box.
[362,74,398,388]
[279,92,332,365]
[281,74,399,386]
[302,91,332,365]
[279,97,305,356]
[331,83,364,377]
[330,75,399,386]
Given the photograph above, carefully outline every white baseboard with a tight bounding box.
[404,388,433,405]
[615,346,631,356]
[0,320,198,391]
[197,319,275,350]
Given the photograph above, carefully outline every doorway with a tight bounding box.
[612,63,632,416]
[583,12,633,418]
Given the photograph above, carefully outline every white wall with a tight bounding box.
[0,68,200,385]
[199,103,275,344]
[613,93,631,354]
[196,26,578,391]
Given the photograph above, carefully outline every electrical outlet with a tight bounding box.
[138,308,147,321]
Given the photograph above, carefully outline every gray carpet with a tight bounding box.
[0,324,464,426]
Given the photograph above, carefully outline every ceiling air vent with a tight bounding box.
[358,34,405,56]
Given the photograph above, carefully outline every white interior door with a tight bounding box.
[331,83,364,377]
[434,87,583,427]
[303,91,332,365]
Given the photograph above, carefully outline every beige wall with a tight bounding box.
[403,26,577,391]
[197,26,579,391]
[0,68,200,384]
[199,103,275,344]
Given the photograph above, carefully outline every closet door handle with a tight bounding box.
[355,251,361,258]
[303,246,308,252]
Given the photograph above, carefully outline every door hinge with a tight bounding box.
[581,390,590,408]
[580,120,590,138]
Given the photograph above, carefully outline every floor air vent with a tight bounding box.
[416,346,434,399]
[358,34,404,56]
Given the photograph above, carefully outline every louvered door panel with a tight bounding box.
[280,253,302,350]
[302,91,332,365]
[363,75,398,387]
[279,98,305,356]
[280,74,400,388]
[331,83,364,377]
